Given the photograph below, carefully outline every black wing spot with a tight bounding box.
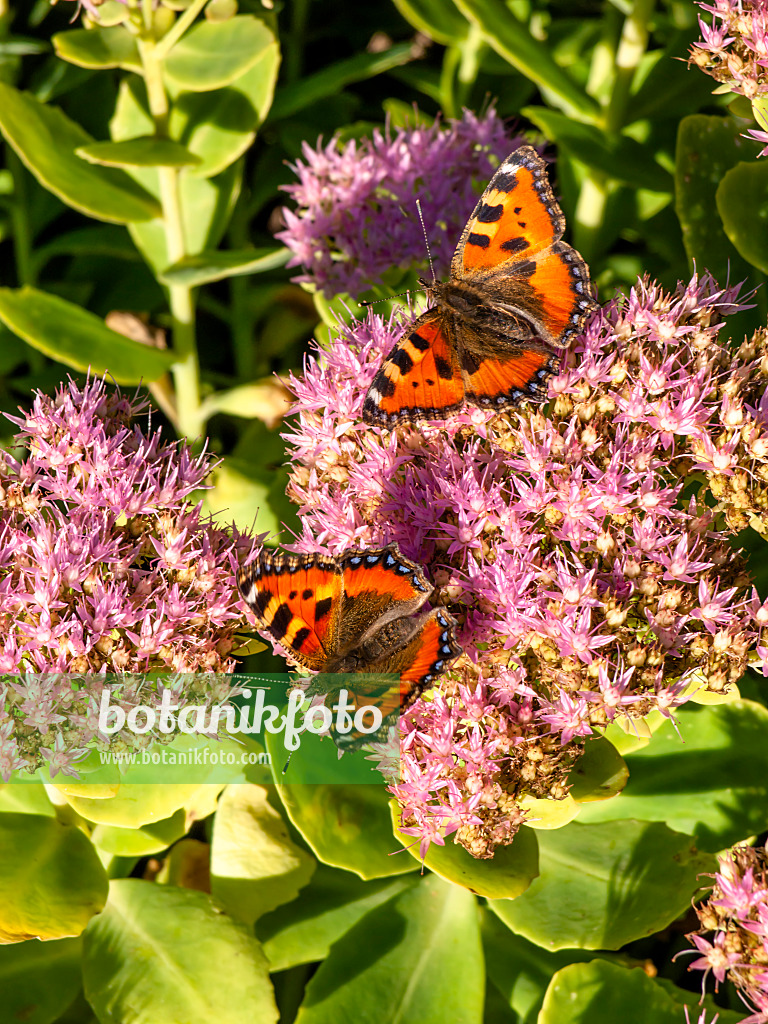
[251,589,271,619]
[500,237,529,254]
[314,597,333,622]
[375,373,396,398]
[269,602,293,642]
[410,331,430,352]
[467,233,490,249]
[476,201,503,223]
[512,260,536,277]
[412,381,419,388]
[517,221,527,229]
[426,378,435,386]
[391,348,414,374]
[289,590,297,600]
[293,626,311,651]
[302,588,313,600]
[493,170,517,192]
[434,355,454,380]
[514,206,522,214]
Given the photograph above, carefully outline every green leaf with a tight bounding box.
[52,26,141,71]
[257,864,417,971]
[294,874,484,1024]
[0,82,160,224]
[160,246,289,286]
[169,35,280,178]
[0,286,175,384]
[675,114,760,282]
[201,451,298,542]
[451,0,598,120]
[718,159,768,274]
[489,820,714,951]
[392,802,539,898]
[89,809,188,856]
[578,700,768,850]
[210,784,316,925]
[523,106,673,193]
[164,16,275,92]
[83,880,279,1024]
[268,44,414,122]
[539,960,744,1024]
[0,813,108,942]
[267,735,418,879]
[390,0,469,45]
[568,736,628,803]
[76,137,202,168]
[0,936,83,1024]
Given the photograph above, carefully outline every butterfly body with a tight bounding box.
[238,545,461,748]
[363,145,595,427]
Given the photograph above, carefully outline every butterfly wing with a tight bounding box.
[453,146,594,348]
[333,608,461,750]
[362,310,464,427]
[459,340,558,411]
[336,546,432,651]
[237,551,344,671]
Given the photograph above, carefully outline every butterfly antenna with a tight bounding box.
[282,751,293,774]
[358,290,413,310]
[415,199,436,286]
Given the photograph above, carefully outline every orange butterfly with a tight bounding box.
[362,145,595,427]
[238,545,461,749]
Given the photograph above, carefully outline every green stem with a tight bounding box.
[7,147,34,287]
[604,0,655,134]
[139,34,203,442]
[284,0,311,85]
[455,24,486,110]
[153,0,209,60]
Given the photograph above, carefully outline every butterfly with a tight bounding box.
[362,145,595,427]
[237,545,461,749]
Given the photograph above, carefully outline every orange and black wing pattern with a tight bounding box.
[460,345,558,411]
[237,550,344,672]
[361,311,465,427]
[453,146,594,348]
[337,546,432,644]
[333,607,461,750]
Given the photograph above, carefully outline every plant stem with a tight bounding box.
[153,0,209,60]
[604,0,655,134]
[139,32,203,442]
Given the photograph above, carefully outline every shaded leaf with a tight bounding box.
[718,158,768,274]
[164,16,275,92]
[53,26,141,71]
[160,246,290,287]
[76,137,202,168]
[0,936,82,1024]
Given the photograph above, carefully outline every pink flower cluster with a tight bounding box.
[0,377,255,778]
[283,273,768,857]
[681,844,768,1024]
[276,109,517,298]
[691,0,768,153]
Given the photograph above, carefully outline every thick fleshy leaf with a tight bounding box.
[89,809,188,856]
[199,380,290,425]
[164,16,275,92]
[577,700,768,851]
[0,82,160,223]
[82,880,278,1024]
[210,784,315,924]
[63,785,205,828]
[268,44,414,121]
[718,159,768,274]
[294,874,484,1024]
[675,114,760,282]
[568,736,628,803]
[0,936,83,1024]
[52,26,141,71]
[0,286,175,384]
[0,814,108,942]
[160,246,289,286]
[257,864,418,971]
[0,784,55,817]
[390,0,469,44]
[539,960,744,1024]
[392,802,539,898]
[523,106,673,193]
[169,38,280,178]
[452,0,598,119]
[489,820,714,951]
[76,137,201,168]
[201,453,297,540]
[266,731,417,879]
